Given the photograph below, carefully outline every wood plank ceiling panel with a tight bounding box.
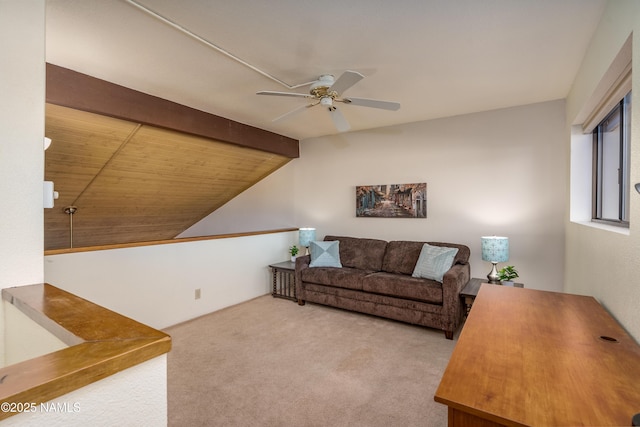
[45,104,140,249]
[44,104,291,250]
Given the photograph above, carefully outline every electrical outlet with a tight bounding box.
[195,288,201,300]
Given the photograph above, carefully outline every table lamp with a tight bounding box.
[299,228,316,255]
[481,236,509,284]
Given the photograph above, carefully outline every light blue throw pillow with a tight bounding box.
[309,240,342,268]
[411,244,459,283]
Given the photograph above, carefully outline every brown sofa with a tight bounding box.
[295,235,470,339]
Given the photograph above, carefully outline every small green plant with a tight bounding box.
[498,266,519,282]
[289,245,299,256]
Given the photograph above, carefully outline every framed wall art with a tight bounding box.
[355,183,427,218]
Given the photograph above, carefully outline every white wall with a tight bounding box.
[179,163,296,237]
[565,0,640,341]
[1,355,167,427]
[195,100,567,292]
[0,0,46,368]
[296,101,567,291]
[3,301,67,367]
[45,231,297,329]
[0,1,45,289]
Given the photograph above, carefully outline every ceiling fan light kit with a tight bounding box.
[257,70,400,132]
[320,97,333,107]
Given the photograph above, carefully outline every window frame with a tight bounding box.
[591,91,631,227]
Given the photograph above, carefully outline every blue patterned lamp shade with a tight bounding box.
[481,236,509,263]
[299,228,316,248]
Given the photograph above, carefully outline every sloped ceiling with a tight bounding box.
[44,66,296,251]
[45,104,291,250]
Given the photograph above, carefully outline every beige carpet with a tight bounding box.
[165,295,459,427]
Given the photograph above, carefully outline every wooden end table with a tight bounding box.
[268,261,297,301]
[460,277,523,317]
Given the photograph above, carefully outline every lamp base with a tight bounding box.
[487,262,501,284]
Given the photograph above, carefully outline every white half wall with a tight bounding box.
[45,231,297,329]
[1,355,167,427]
[565,0,640,341]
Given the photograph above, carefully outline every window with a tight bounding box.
[570,34,631,231]
[592,91,631,226]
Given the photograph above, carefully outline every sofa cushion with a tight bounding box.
[309,240,342,268]
[362,272,443,304]
[300,267,369,291]
[429,242,470,265]
[324,235,387,271]
[382,240,470,275]
[303,284,444,319]
[412,244,459,283]
[381,241,427,275]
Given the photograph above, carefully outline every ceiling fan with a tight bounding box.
[257,70,400,132]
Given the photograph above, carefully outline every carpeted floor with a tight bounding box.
[165,295,459,427]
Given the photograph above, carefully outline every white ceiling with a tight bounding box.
[45,0,606,141]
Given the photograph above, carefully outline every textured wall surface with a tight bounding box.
[0,3,45,287]
[565,0,640,342]
[0,0,46,373]
[199,100,567,292]
[1,355,167,427]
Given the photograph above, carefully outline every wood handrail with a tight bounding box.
[0,284,171,421]
[44,227,299,256]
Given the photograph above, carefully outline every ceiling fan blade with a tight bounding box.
[342,97,401,111]
[257,90,313,99]
[272,103,316,123]
[329,70,364,95]
[330,107,351,132]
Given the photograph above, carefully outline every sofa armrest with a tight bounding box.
[441,262,471,334]
[294,255,311,303]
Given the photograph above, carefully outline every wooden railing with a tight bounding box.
[44,227,299,256]
[0,284,171,421]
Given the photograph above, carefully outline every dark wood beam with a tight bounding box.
[46,63,299,158]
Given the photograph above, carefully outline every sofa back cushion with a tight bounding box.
[324,235,388,271]
[382,241,470,275]
[428,242,470,265]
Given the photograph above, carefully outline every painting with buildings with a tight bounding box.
[356,183,427,218]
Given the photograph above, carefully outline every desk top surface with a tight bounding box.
[434,285,640,427]
[460,278,523,298]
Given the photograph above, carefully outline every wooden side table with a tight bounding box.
[460,278,523,317]
[268,261,297,301]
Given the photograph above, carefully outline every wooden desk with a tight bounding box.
[434,285,640,427]
[460,278,523,317]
